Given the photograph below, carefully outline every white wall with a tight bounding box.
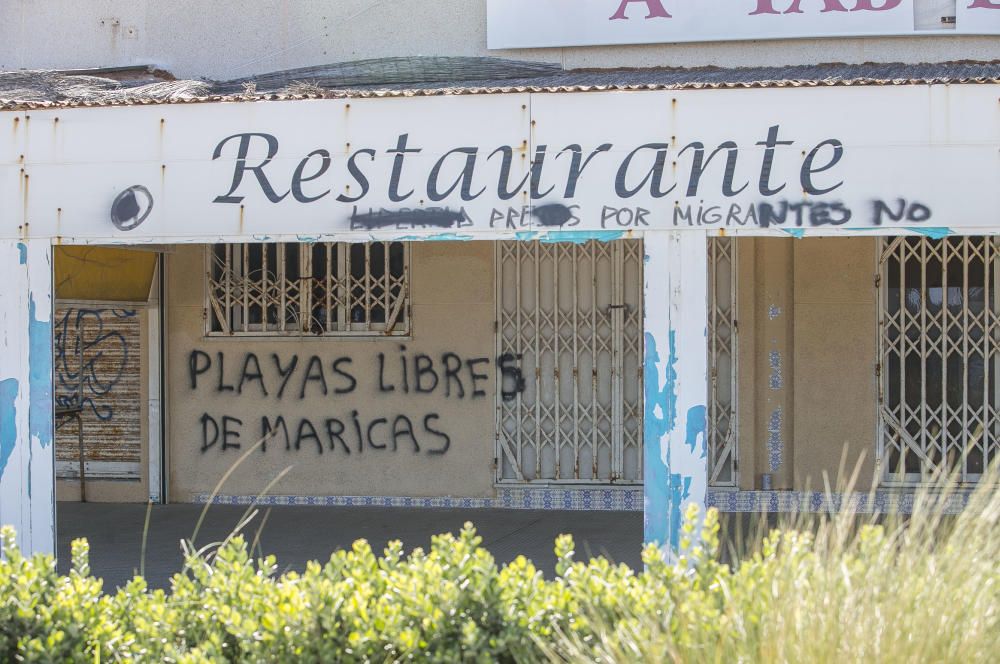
[1,1,998,80]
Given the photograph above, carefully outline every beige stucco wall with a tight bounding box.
[792,238,878,492]
[165,237,883,501]
[165,242,497,501]
[736,237,878,493]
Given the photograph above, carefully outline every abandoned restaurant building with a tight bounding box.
[1,0,1000,556]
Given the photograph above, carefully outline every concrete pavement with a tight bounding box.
[56,502,644,589]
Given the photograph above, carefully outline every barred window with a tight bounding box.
[878,236,999,486]
[207,242,409,336]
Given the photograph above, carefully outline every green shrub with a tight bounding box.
[1,475,998,663]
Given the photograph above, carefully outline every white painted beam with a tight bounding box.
[0,240,55,555]
[643,231,709,550]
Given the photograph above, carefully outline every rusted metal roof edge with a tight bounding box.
[2,74,999,111]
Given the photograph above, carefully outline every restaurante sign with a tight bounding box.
[3,86,998,242]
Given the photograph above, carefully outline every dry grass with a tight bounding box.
[547,466,1000,664]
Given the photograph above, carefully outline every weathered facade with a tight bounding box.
[2,1,999,555]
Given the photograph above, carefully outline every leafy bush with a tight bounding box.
[1,475,998,663]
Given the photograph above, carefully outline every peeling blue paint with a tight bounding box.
[539,230,626,245]
[512,230,627,245]
[782,229,805,239]
[427,233,474,242]
[394,233,476,242]
[28,297,53,448]
[906,227,951,240]
[643,331,679,547]
[768,305,781,320]
[16,243,27,265]
[667,473,692,550]
[643,333,675,545]
[295,235,321,244]
[0,379,18,482]
[685,405,707,459]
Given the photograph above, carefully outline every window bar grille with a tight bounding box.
[301,244,311,333]
[322,243,331,333]
[611,242,623,481]
[208,241,408,337]
[585,243,594,481]
[532,242,542,480]
[224,245,233,332]
[366,243,374,333]
[571,243,581,480]
[336,244,347,333]
[262,243,270,331]
[347,244,355,331]
[707,236,738,488]
[277,244,287,333]
[919,239,928,482]
[383,244,390,331]
[239,244,245,330]
[990,239,998,482]
[514,242,524,479]
[552,245,561,480]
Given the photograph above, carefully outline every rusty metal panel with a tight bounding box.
[54,306,142,479]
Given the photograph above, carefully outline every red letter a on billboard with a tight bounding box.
[610,0,672,20]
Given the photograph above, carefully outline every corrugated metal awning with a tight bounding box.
[2,59,999,110]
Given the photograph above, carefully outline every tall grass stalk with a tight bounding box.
[138,498,152,578]
[546,467,1000,664]
[189,431,274,547]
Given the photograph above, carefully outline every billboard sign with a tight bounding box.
[487,0,1000,49]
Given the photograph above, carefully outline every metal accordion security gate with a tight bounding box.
[708,236,738,488]
[877,235,1000,486]
[495,240,643,485]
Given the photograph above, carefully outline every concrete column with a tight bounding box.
[754,238,794,490]
[0,239,55,555]
[643,231,708,550]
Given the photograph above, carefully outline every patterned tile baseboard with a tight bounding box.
[706,489,974,515]
[193,488,975,515]
[194,487,643,511]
